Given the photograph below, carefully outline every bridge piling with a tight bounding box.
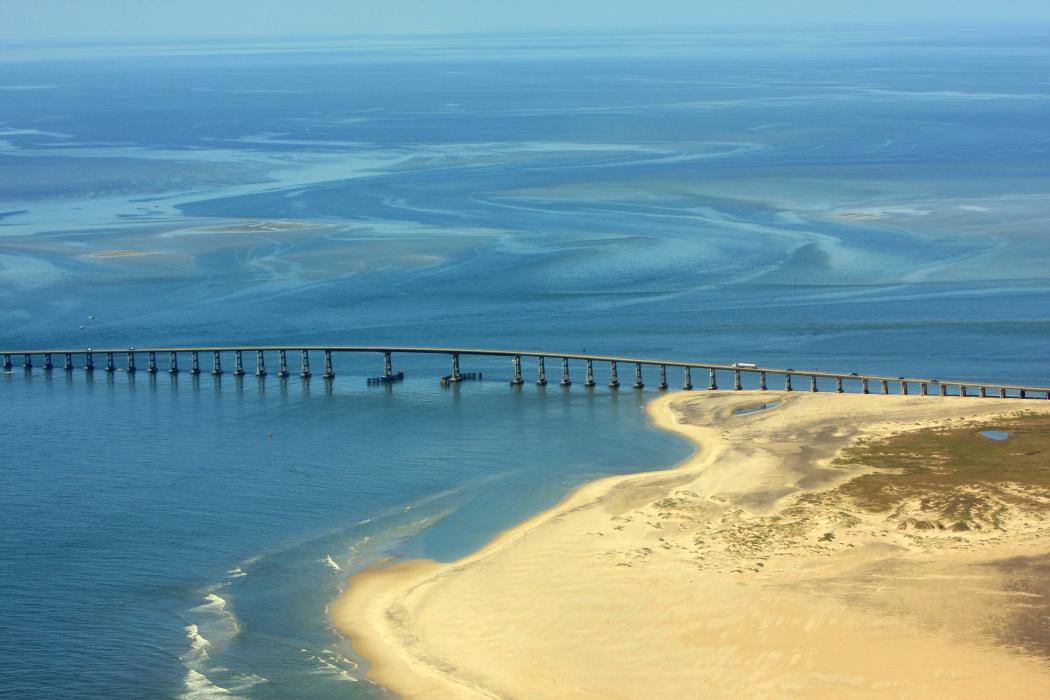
[561,358,572,386]
[880,380,889,395]
[168,352,179,375]
[299,350,311,378]
[233,351,245,377]
[511,355,524,386]
[383,352,393,379]
[1020,389,1027,399]
[536,357,548,386]
[609,361,619,389]
[1,354,10,371]
[960,385,968,398]
[43,353,53,371]
[584,359,595,387]
[658,365,668,390]
[759,371,767,391]
[255,350,266,377]
[939,384,947,397]
[683,367,693,390]
[84,352,94,372]
[446,353,460,382]
[861,378,869,394]
[322,350,335,380]
[633,363,644,389]
[836,377,844,393]
[900,381,908,396]
[809,375,818,392]
[64,353,74,371]
[999,388,1007,399]
[979,387,987,398]
[785,373,793,392]
[190,351,201,375]
[147,352,157,374]
[708,368,717,391]
[733,370,742,391]
[211,351,222,376]
[277,350,289,378]
[105,352,115,373]
[23,353,33,370]
[920,383,928,396]
[126,352,136,373]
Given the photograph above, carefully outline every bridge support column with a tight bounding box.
[979,387,987,398]
[299,350,311,378]
[880,380,888,395]
[920,383,928,396]
[959,385,968,397]
[785,374,793,392]
[84,352,94,372]
[255,350,266,377]
[63,353,73,371]
[190,351,201,375]
[536,357,547,386]
[323,350,335,380]
[1020,389,1027,399]
[759,371,767,391]
[658,365,668,390]
[633,363,644,389]
[277,350,288,377]
[211,351,222,375]
[23,353,33,370]
[938,384,947,397]
[168,351,179,375]
[810,375,818,392]
[708,368,717,390]
[900,381,908,395]
[733,370,742,391]
[836,377,844,393]
[232,351,245,376]
[860,378,869,394]
[999,388,1007,399]
[1,354,10,371]
[609,361,619,389]
[126,352,135,373]
[561,358,572,386]
[147,352,157,374]
[584,359,595,387]
[43,353,53,371]
[105,352,114,373]
[683,367,693,390]
[511,355,523,386]
[383,352,393,379]
[447,353,460,382]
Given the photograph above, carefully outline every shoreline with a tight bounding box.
[332,391,1050,698]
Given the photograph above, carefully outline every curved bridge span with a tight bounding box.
[2,345,1048,399]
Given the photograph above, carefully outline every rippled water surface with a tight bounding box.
[1,27,1048,698]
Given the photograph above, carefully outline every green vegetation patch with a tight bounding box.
[831,412,1050,529]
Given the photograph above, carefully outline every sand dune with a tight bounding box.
[333,392,1050,699]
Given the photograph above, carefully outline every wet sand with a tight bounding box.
[332,392,1050,699]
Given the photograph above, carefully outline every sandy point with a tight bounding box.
[332,391,1050,699]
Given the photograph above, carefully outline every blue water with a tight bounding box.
[979,429,1010,441]
[1,26,1049,699]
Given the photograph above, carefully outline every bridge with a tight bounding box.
[2,345,1048,399]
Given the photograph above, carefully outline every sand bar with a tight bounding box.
[333,392,1050,698]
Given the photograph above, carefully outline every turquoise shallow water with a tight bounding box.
[1,26,1049,699]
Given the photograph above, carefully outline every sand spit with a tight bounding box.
[333,392,1050,699]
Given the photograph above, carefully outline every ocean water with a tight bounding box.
[1,27,1049,698]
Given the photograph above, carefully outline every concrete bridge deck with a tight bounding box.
[1,344,1047,399]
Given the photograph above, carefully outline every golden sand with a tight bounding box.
[333,392,1050,699]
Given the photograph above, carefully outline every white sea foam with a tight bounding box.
[182,624,211,662]
[299,648,359,683]
[180,669,247,699]
[226,567,247,578]
[322,555,342,571]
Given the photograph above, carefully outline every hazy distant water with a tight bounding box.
[1,27,1049,698]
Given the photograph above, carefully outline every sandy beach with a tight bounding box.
[333,392,1050,698]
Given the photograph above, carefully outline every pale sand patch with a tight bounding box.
[332,393,1050,699]
[87,248,153,257]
